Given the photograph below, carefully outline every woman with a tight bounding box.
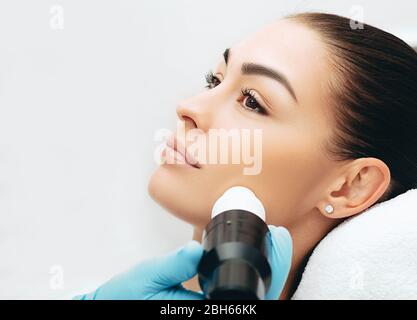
[148,12,417,299]
[75,12,417,300]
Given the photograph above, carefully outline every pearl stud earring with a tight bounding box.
[324,204,334,214]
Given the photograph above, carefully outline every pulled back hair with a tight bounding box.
[287,12,417,203]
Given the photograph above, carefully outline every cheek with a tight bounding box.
[251,135,328,225]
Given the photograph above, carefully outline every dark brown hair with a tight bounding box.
[287,12,417,203]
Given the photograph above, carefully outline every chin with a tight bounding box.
[147,165,212,228]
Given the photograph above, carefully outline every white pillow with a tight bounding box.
[292,188,417,300]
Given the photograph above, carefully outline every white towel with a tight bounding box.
[292,188,417,300]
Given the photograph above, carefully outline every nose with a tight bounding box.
[176,94,214,133]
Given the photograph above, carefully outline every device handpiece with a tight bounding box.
[197,186,272,300]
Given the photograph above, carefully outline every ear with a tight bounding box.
[317,158,391,219]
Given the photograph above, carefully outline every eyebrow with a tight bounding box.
[223,48,298,103]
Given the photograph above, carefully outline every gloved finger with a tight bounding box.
[148,240,204,290]
[265,225,293,300]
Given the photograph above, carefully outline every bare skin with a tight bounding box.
[148,19,391,299]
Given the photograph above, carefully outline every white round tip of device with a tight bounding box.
[211,186,266,221]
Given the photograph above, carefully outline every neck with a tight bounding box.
[181,227,204,293]
[192,227,204,242]
[278,226,310,300]
[280,212,340,299]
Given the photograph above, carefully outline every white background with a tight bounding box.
[0,0,415,299]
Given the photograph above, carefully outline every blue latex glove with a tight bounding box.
[74,226,292,300]
[265,226,293,300]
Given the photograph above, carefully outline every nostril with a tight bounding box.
[181,115,198,129]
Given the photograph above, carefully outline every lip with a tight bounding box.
[165,134,201,169]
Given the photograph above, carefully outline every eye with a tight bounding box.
[205,70,221,89]
[204,70,268,116]
[238,87,268,115]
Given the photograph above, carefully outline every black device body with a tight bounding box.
[197,209,272,300]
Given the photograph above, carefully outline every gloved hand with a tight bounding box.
[73,225,292,300]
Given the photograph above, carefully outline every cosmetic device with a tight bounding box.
[197,186,272,300]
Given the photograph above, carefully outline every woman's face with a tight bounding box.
[148,19,339,228]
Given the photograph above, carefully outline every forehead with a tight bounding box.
[230,19,331,105]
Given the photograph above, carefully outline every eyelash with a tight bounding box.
[204,70,268,115]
